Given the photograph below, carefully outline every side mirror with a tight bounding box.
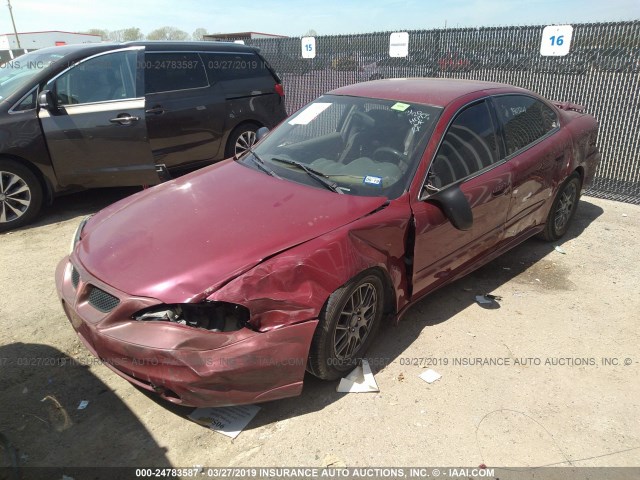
[426,184,474,231]
[256,127,269,142]
[38,90,56,110]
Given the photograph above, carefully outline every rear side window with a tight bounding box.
[144,53,208,94]
[494,95,558,155]
[430,100,499,187]
[54,50,138,105]
[203,53,273,81]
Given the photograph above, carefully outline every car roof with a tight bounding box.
[328,78,527,107]
[124,41,258,53]
[30,40,257,58]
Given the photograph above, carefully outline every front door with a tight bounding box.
[39,47,159,188]
[411,99,512,297]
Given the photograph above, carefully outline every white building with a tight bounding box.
[0,30,101,60]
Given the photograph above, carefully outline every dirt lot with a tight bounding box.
[0,188,639,472]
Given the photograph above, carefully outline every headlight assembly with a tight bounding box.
[133,302,253,332]
[69,215,92,254]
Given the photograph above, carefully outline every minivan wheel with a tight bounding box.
[539,173,581,242]
[307,272,385,381]
[0,159,43,232]
[225,124,260,158]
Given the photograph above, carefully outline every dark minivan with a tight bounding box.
[0,41,287,231]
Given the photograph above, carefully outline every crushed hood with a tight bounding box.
[77,160,387,303]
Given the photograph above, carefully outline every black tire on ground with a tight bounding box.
[307,271,385,380]
[224,123,260,159]
[0,159,43,233]
[538,172,582,242]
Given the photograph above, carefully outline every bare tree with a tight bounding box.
[146,26,190,41]
[192,28,208,41]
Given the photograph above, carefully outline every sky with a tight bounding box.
[2,0,639,38]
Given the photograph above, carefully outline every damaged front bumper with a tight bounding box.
[55,256,318,407]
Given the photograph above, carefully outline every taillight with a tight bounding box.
[275,83,284,98]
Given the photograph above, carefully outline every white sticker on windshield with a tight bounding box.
[363,175,383,187]
[288,103,332,125]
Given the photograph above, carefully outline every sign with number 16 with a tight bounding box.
[540,25,573,56]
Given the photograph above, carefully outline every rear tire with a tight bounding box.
[539,173,581,241]
[307,272,385,380]
[0,159,43,232]
[225,123,260,158]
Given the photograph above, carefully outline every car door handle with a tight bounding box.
[109,115,140,125]
[145,107,165,115]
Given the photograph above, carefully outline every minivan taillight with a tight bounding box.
[275,83,284,98]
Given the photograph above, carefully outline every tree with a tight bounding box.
[120,27,144,42]
[303,29,317,37]
[192,28,208,41]
[85,28,109,41]
[146,26,190,41]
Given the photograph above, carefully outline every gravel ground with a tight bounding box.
[0,188,638,473]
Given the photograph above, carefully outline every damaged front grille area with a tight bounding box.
[88,286,120,313]
[134,302,251,332]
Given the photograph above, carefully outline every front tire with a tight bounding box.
[0,159,43,232]
[225,123,260,159]
[539,173,581,241]
[308,272,385,380]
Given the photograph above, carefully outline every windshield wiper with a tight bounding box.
[239,148,280,178]
[269,157,343,194]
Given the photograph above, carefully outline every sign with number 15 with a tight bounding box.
[540,25,573,56]
[301,37,316,59]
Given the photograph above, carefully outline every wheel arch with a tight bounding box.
[207,216,407,332]
[0,154,53,205]
[223,120,264,157]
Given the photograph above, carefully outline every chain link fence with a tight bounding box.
[244,21,640,204]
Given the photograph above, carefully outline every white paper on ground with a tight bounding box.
[337,359,379,393]
[475,295,493,305]
[189,404,261,439]
[419,369,442,384]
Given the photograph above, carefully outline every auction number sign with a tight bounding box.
[540,25,573,56]
[301,37,316,59]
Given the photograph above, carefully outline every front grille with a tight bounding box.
[71,266,80,289]
[88,286,120,313]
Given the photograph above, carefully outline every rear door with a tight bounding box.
[492,94,567,240]
[411,99,512,297]
[39,47,159,188]
[144,51,224,168]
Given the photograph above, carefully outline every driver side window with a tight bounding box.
[429,100,499,188]
[53,51,138,106]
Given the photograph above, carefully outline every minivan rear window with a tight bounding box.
[203,53,272,81]
[144,53,208,94]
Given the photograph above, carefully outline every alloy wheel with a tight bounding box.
[554,181,577,232]
[234,130,257,156]
[333,282,378,360]
[0,170,31,224]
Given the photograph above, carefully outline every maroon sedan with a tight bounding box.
[56,79,600,407]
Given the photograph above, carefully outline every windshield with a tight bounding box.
[0,50,65,100]
[243,94,442,198]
